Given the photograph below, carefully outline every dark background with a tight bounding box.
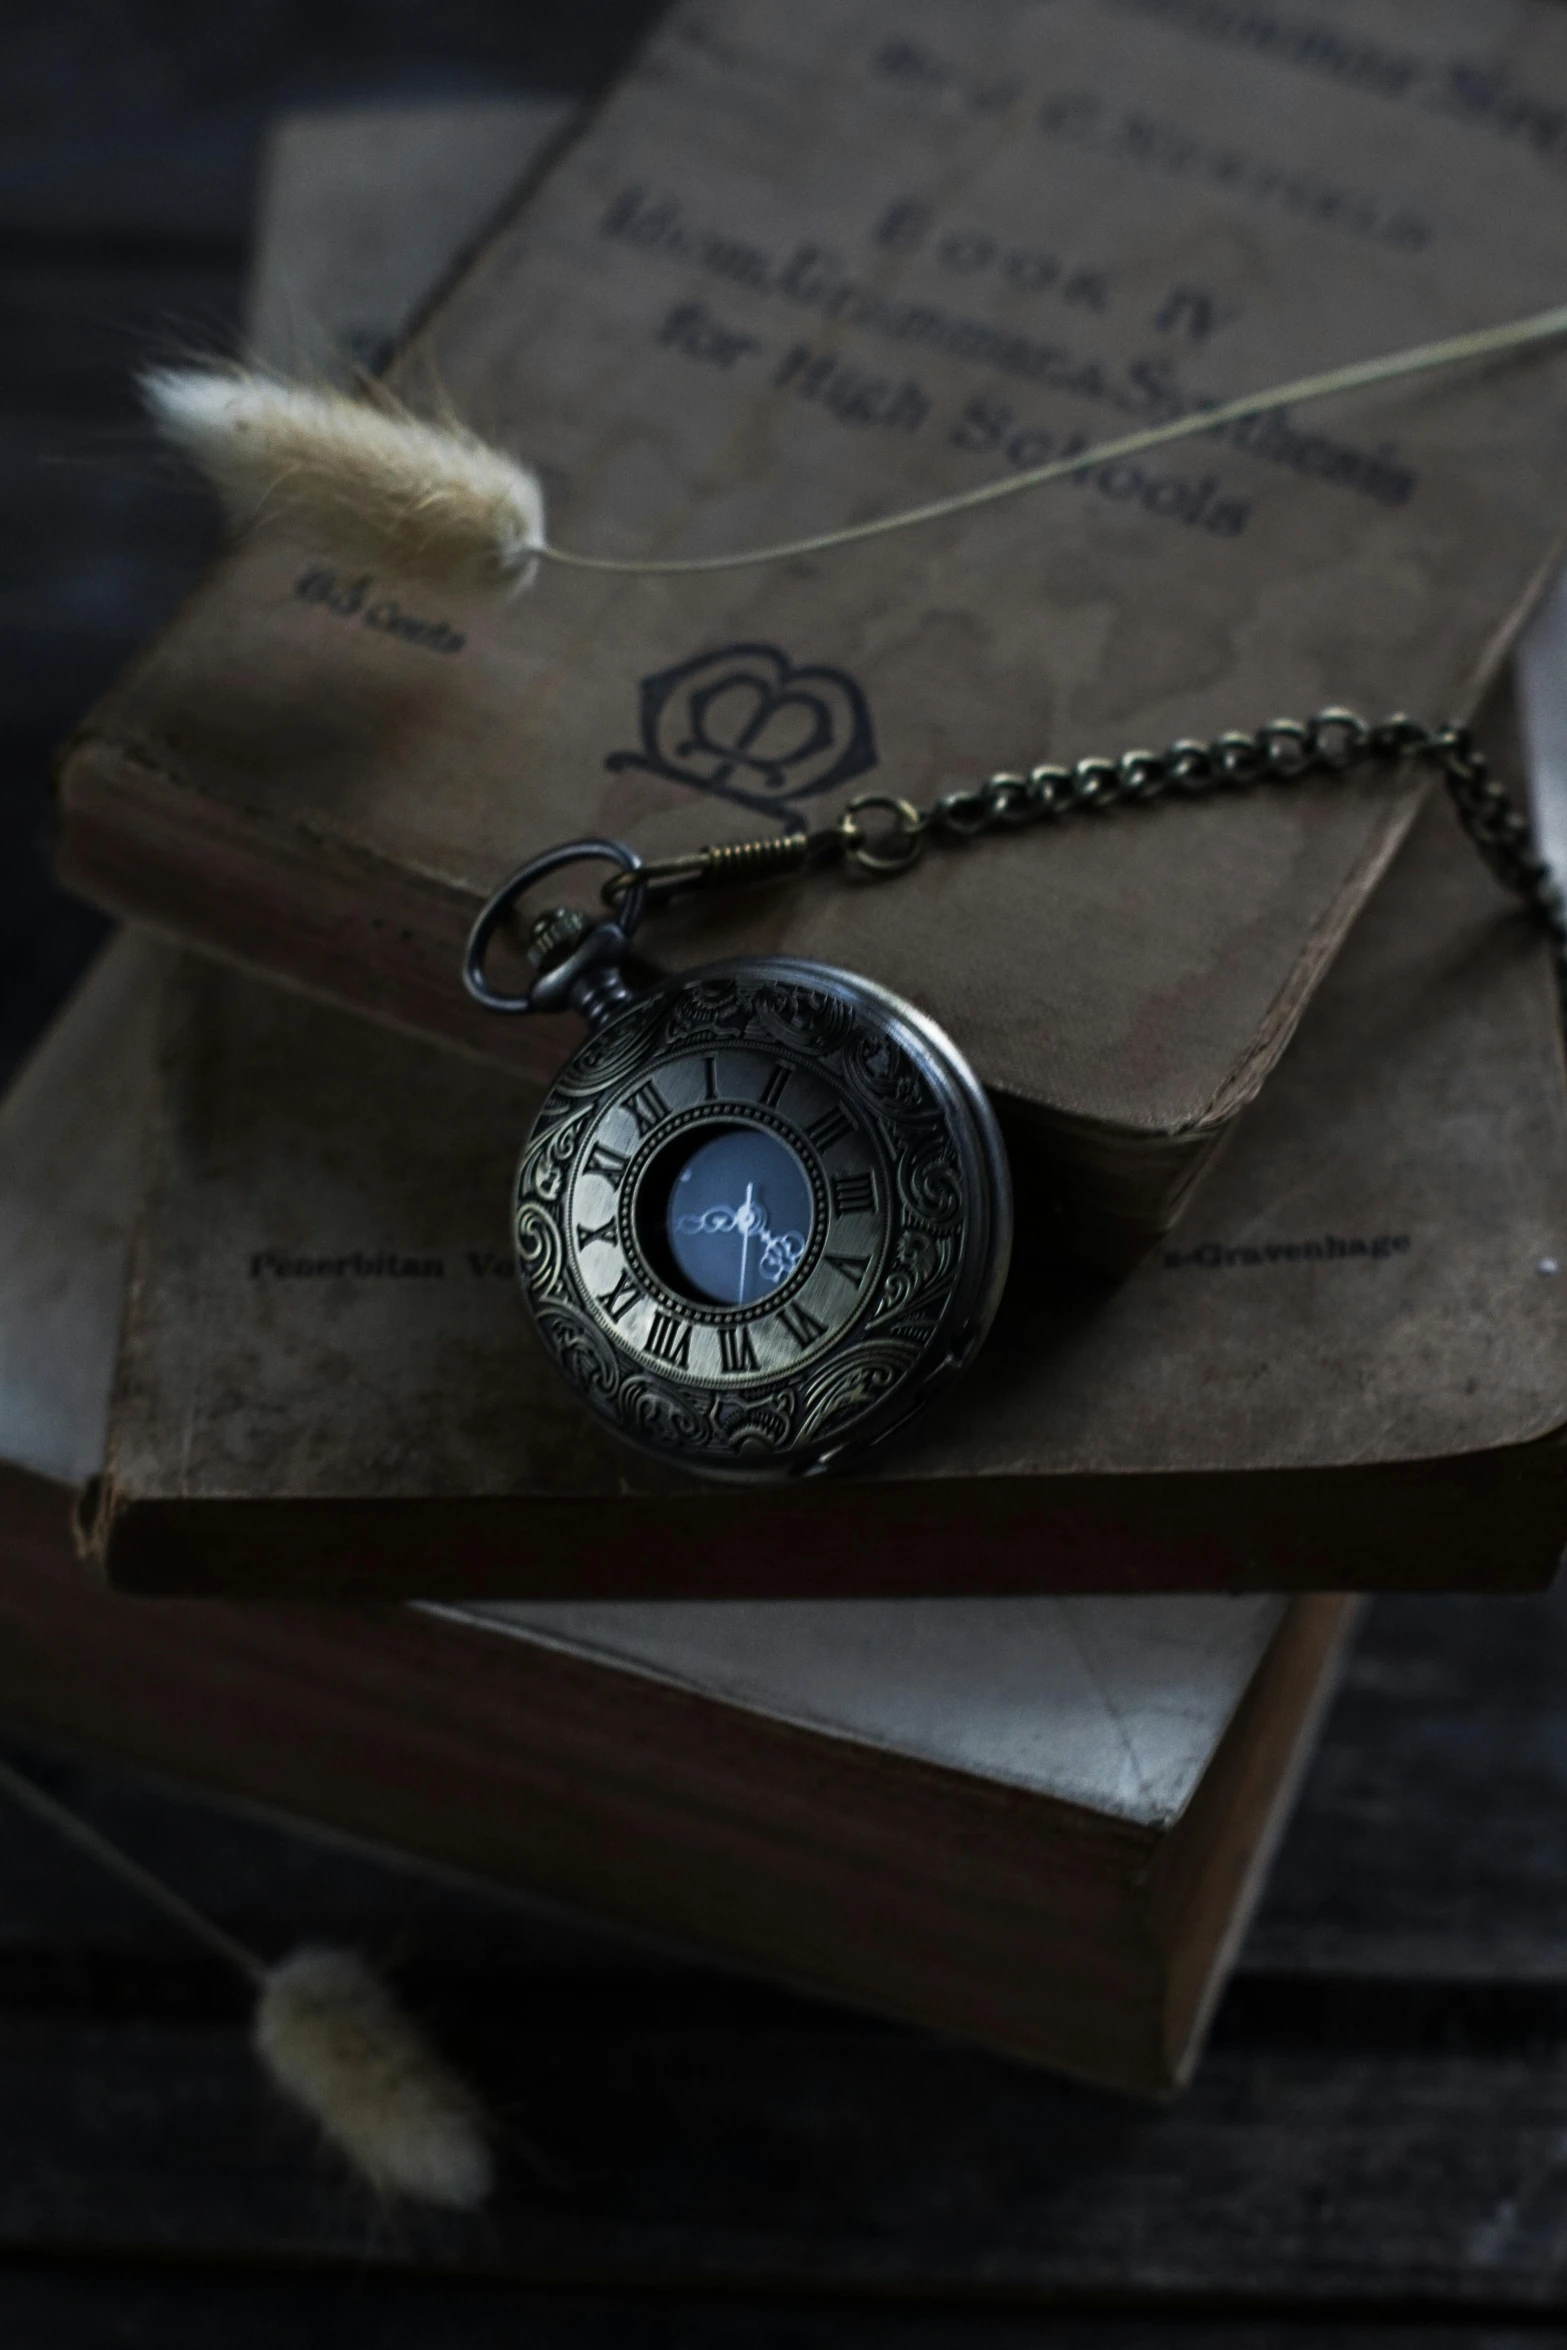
[7,4,1567,2343]
[0,0,666,1090]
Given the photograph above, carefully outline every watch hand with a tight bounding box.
[673,1200,753,1235]
[737,1181,754,1304]
[758,1229,805,1284]
[669,1196,805,1293]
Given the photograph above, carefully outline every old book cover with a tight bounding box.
[0,929,1350,2097]
[246,96,576,382]
[54,0,1567,1265]
[88,683,1567,1596]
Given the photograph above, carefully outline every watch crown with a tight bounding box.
[523,904,592,972]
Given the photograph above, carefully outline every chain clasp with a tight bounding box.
[836,792,929,876]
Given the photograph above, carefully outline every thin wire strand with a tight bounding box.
[537,299,1567,577]
[0,1749,267,1985]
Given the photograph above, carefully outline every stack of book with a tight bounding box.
[13,0,1567,2096]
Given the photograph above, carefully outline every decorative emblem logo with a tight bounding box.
[606,642,878,829]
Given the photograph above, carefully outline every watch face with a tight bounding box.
[514,959,1011,1479]
[662,1127,814,1307]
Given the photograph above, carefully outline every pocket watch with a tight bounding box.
[465,837,1012,1481]
[465,710,1564,1481]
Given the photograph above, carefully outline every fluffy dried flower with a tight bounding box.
[143,365,545,591]
[255,1946,493,2209]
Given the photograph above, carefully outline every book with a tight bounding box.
[0,930,1348,2098]
[53,0,1567,1266]
[81,82,1567,1600]
[90,742,1567,1598]
[246,97,576,383]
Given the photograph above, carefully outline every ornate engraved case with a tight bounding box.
[514,959,1011,1479]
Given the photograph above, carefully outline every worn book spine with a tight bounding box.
[0,1461,1355,2092]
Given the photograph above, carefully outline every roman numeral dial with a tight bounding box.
[583,1139,630,1190]
[561,1041,898,1393]
[624,1079,673,1138]
[775,1300,828,1351]
[597,1268,641,1323]
[825,1250,870,1288]
[719,1323,759,1373]
[830,1170,876,1217]
[805,1104,851,1153]
[644,1310,693,1368]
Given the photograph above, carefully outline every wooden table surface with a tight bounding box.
[4,2,1567,2340]
[3,1584,1566,2344]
